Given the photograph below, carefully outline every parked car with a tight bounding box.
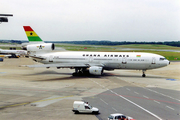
[108,113,135,120]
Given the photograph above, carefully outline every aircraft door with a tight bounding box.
[122,57,127,64]
[152,57,156,64]
[49,55,53,62]
[88,56,93,63]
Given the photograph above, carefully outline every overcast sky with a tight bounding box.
[0,0,179,42]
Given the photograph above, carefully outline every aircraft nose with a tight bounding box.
[167,60,170,65]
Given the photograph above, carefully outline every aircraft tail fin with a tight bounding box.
[23,26,43,42]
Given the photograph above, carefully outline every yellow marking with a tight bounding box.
[0,102,30,109]
[31,95,73,103]
[0,95,73,109]
[25,31,38,36]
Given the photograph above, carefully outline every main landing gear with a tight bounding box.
[72,68,89,76]
[142,70,146,77]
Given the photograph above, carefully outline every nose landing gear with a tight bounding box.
[142,70,146,77]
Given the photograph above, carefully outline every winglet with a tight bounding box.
[23,26,43,42]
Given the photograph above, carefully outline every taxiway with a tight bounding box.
[0,58,179,120]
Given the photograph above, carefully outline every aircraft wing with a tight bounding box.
[22,63,104,68]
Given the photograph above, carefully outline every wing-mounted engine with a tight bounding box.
[26,43,55,52]
[89,66,103,75]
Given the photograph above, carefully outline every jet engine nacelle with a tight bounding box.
[89,66,103,75]
[26,43,55,52]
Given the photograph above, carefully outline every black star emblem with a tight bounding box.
[30,32,33,35]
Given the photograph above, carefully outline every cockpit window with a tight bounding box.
[160,58,166,60]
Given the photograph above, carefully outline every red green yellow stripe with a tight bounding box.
[23,26,43,42]
[136,55,141,57]
[25,31,38,37]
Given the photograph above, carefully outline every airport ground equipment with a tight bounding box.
[72,101,99,114]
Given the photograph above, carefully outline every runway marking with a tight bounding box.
[112,107,118,112]
[143,95,149,99]
[134,92,139,94]
[166,106,175,110]
[154,100,160,104]
[106,88,110,91]
[109,90,162,120]
[0,102,30,109]
[116,77,180,102]
[100,98,108,105]
[126,88,131,91]
[146,88,180,102]
[32,95,73,103]
[31,95,73,107]
[90,78,162,120]
[100,85,105,88]
[0,95,73,109]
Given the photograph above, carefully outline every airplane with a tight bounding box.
[23,26,170,77]
[0,48,27,58]
[0,54,12,62]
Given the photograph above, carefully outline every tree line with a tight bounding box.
[55,41,180,47]
[0,40,180,47]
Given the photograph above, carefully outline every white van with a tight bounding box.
[72,101,99,114]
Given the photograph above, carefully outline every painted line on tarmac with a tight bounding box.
[89,78,163,120]
[154,100,160,104]
[31,95,74,107]
[116,77,180,102]
[143,95,149,99]
[0,102,30,109]
[134,92,139,95]
[146,88,180,102]
[166,106,175,110]
[0,95,73,109]
[100,98,108,105]
[112,107,118,112]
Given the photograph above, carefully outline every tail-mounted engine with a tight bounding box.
[26,43,55,52]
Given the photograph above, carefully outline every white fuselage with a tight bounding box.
[0,49,27,55]
[35,51,169,70]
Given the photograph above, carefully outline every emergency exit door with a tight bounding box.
[49,55,53,62]
[122,57,127,64]
[152,57,156,64]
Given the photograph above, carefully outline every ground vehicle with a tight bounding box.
[72,101,99,114]
[108,113,135,120]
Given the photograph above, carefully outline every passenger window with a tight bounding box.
[127,55,129,57]
[160,58,165,60]
[119,55,122,57]
[86,54,89,56]
[85,106,90,109]
[104,55,107,57]
[123,55,125,57]
[98,55,100,57]
[90,54,92,56]
[83,54,85,56]
[115,55,118,57]
[94,54,96,57]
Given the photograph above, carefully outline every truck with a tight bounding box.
[72,101,99,114]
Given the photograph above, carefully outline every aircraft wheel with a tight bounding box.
[142,74,146,77]
[72,72,78,76]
